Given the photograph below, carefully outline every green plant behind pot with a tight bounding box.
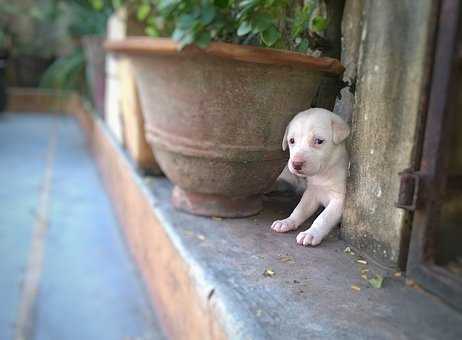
[40,0,117,92]
[130,0,329,52]
[40,48,85,91]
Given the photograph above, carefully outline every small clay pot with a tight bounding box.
[106,38,343,217]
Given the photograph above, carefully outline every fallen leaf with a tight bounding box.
[368,275,384,288]
[279,255,294,263]
[405,279,416,287]
[263,268,275,277]
[356,259,368,265]
[361,274,368,280]
[360,269,369,274]
[351,285,361,292]
[394,272,402,277]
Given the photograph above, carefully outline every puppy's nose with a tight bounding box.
[292,161,304,171]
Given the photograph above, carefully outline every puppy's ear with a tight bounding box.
[331,114,350,144]
[282,125,289,151]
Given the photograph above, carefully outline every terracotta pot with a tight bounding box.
[106,38,343,217]
[119,58,162,175]
[82,36,106,116]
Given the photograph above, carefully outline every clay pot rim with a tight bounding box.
[104,37,344,75]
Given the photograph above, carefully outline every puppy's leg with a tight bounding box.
[296,199,343,246]
[271,189,319,233]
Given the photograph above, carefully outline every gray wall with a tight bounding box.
[336,0,438,268]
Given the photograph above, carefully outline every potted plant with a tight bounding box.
[106,0,344,217]
[41,0,114,115]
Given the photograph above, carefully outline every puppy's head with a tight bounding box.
[282,108,350,177]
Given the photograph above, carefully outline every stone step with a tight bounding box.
[79,104,462,339]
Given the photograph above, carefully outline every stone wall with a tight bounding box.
[337,0,438,268]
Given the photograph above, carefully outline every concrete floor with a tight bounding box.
[145,177,462,340]
[0,113,165,340]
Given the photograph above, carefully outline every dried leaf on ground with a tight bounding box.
[368,275,384,288]
[351,285,361,292]
[263,268,275,277]
[279,255,294,263]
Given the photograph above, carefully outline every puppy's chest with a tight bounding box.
[306,178,344,206]
[308,186,333,206]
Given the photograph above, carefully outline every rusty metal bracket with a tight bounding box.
[396,169,421,211]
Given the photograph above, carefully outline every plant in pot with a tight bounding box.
[106,0,344,217]
[40,0,116,115]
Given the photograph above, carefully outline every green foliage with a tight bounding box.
[127,0,328,51]
[40,48,86,90]
[40,0,118,92]
[61,0,117,37]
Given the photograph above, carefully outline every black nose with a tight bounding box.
[292,161,304,171]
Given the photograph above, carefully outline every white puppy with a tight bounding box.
[271,108,350,246]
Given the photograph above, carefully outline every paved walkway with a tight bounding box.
[0,113,165,340]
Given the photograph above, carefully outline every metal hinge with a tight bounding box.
[396,169,421,211]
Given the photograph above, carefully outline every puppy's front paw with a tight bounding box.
[296,229,323,246]
[271,218,297,233]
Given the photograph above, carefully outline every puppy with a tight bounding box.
[271,108,350,246]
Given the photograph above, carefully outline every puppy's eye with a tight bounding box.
[289,138,295,144]
[314,138,325,145]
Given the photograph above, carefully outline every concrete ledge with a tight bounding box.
[74,101,462,339]
[6,87,71,113]
[10,89,461,339]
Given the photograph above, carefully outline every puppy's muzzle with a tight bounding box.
[292,160,304,171]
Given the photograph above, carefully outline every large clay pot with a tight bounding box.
[0,49,8,112]
[82,36,106,116]
[106,38,343,217]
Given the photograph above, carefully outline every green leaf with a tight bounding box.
[201,5,216,25]
[172,28,185,41]
[179,32,194,48]
[177,14,196,29]
[195,31,212,48]
[260,25,280,47]
[89,0,104,11]
[145,26,160,37]
[368,275,384,289]
[112,0,124,9]
[237,21,252,36]
[252,13,273,33]
[312,16,328,32]
[296,38,309,53]
[137,3,151,21]
[214,0,229,8]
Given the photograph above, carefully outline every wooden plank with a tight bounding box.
[6,87,69,114]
